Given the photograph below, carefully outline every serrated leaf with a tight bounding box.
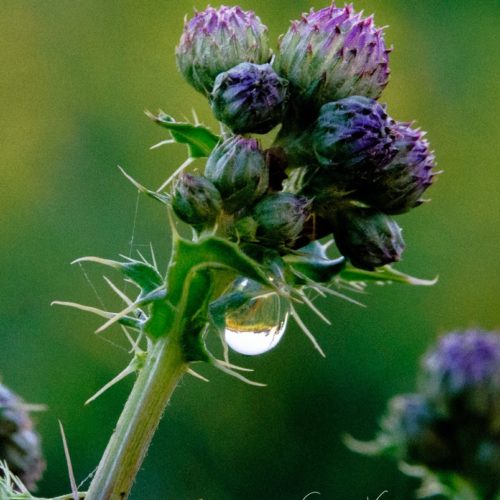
[148,111,220,158]
[340,265,438,286]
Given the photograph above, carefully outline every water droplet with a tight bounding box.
[224,279,289,356]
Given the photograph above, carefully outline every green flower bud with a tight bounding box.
[211,62,289,134]
[205,136,269,213]
[172,173,222,230]
[176,6,271,96]
[251,193,311,249]
[0,383,44,490]
[331,206,405,270]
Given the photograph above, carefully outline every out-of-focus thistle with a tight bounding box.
[0,383,44,491]
[172,173,222,231]
[176,6,271,96]
[205,135,269,213]
[348,330,500,499]
[211,62,289,134]
[421,329,500,431]
[275,3,390,109]
[330,205,405,270]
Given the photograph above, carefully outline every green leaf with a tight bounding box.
[340,265,438,286]
[73,256,163,296]
[148,111,220,158]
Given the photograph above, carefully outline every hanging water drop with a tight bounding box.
[224,279,289,356]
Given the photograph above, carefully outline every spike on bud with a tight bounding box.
[205,136,269,213]
[211,62,289,134]
[331,206,405,270]
[275,4,390,108]
[176,6,271,96]
[172,173,222,230]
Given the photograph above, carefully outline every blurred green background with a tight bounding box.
[1,0,499,498]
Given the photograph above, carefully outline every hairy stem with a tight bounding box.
[85,335,187,500]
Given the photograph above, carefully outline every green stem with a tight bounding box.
[85,335,187,500]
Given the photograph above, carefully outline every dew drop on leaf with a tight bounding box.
[224,279,289,356]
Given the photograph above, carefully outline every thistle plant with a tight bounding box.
[347,330,500,500]
[5,2,444,498]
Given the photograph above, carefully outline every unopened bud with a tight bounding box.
[275,4,390,108]
[251,193,311,249]
[360,122,436,214]
[172,174,222,230]
[332,206,405,270]
[176,6,271,96]
[211,62,289,134]
[205,136,268,213]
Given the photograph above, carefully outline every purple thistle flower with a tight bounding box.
[313,96,398,176]
[210,62,289,134]
[176,6,271,96]
[360,122,437,214]
[275,3,390,108]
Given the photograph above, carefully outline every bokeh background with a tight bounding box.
[1,0,499,498]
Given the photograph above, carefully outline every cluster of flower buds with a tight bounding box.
[174,3,436,268]
[0,383,44,490]
[356,330,500,498]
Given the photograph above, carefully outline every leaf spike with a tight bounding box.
[289,304,326,357]
[58,420,79,500]
[156,156,195,192]
[71,255,122,269]
[187,368,210,382]
[295,289,331,325]
[95,300,144,333]
[210,357,267,387]
[85,363,136,405]
[103,277,134,306]
[51,301,116,319]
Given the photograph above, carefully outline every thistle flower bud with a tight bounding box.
[360,122,436,214]
[275,4,390,108]
[211,62,289,134]
[313,96,397,177]
[205,136,269,213]
[176,6,271,96]
[251,193,311,249]
[0,384,44,490]
[420,330,500,428]
[331,206,405,270]
[172,173,222,230]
